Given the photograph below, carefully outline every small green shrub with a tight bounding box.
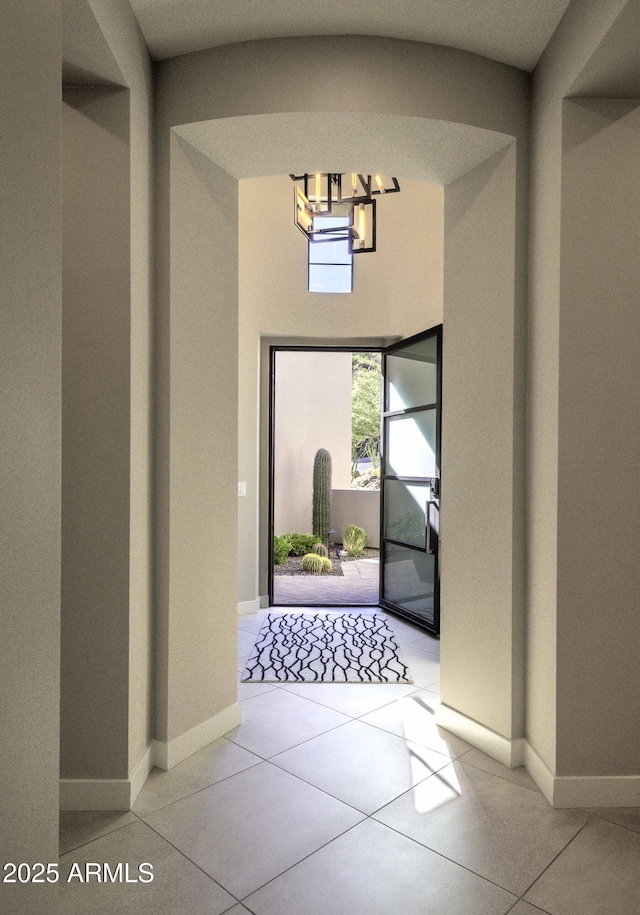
[302,553,324,574]
[273,534,291,565]
[284,533,318,556]
[313,542,329,557]
[343,524,368,558]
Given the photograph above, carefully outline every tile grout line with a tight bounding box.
[348,715,463,763]
[362,815,524,901]
[58,815,142,858]
[515,816,595,902]
[59,778,561,912]
[225,713,355,757]
[132,751,265,818]
[221,903,252,915]
[150,735,481,900]
[259,752,521,889]
[263,753,414,819]
[276,679,546,801]
[237,673,408,715]
[505,899,552,915]
[59,809,242,908]
[453,756,543,796]
[369,762,594,900]
[593,813,640,836]
[137,724,362,821]
[139,814,243,904]
[236,819,367,905]
[140,761,371,904]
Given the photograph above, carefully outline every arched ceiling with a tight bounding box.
[177,112,513,185]
[129,0,571,71]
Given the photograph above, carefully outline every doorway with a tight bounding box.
[269,346,382,608]
[268,327,442,636]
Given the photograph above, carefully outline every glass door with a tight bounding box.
[379,326,442,635]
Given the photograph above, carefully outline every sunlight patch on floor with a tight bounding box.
[395,693,463,813]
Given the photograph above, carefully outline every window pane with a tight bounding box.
[309,216,351,264]
[383,542,435,626]
[309,263,352,293]
[384,409,436,477]
[384,480,431,548]
[386,334,438,411]
[308,237,351,265]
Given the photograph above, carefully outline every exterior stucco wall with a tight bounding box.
[274,351,353,537]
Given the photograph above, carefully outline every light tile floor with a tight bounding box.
[59,607,640,915]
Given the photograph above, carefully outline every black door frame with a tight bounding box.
[268,344,382,608]
[378,325,443,636]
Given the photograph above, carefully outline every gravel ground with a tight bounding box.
[274,547,379,577]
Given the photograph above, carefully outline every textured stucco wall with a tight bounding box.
[0,3,61,911]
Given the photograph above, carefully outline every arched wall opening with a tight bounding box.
[154,36,529,776]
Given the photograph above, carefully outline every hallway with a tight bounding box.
[57,609,640,915]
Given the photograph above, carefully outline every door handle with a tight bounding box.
[425,500,438,554]
[426,499,440,554]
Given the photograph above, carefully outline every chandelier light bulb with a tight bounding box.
[358,203,366,249]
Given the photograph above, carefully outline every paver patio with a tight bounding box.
[273,558,379,605]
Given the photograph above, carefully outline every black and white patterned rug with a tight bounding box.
[242,612,413,683]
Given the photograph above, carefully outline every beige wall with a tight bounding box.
[60,0,155,786]
[61,87,131,779]
[0,3,61,912]
[157,135,239,741]
[88,0,155,780]
[274,351,353,537]
[556,97,639,775]
[441,142,526,740]
[240,175,444,605]
[527,0,636,778]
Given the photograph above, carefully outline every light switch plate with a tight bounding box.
[238,482,247,497]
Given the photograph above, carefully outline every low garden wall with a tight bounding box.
[331,488,380,549]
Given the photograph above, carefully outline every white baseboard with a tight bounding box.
[521,741,555,806]
[552,774,640,808]
[259,594,270,609]
[436,703,640,808]
[60,745,154,811]
[130,744,155,806]
[523,742,640,807]
[152,703,242,771]
[238,598,261,615]
[60,703,242,810]
[435,703,524,768]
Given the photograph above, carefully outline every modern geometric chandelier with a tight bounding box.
[290,173,400,254]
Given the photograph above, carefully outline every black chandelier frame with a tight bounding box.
[290,173,400,255]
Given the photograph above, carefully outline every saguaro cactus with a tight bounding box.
[312,448,332,548]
